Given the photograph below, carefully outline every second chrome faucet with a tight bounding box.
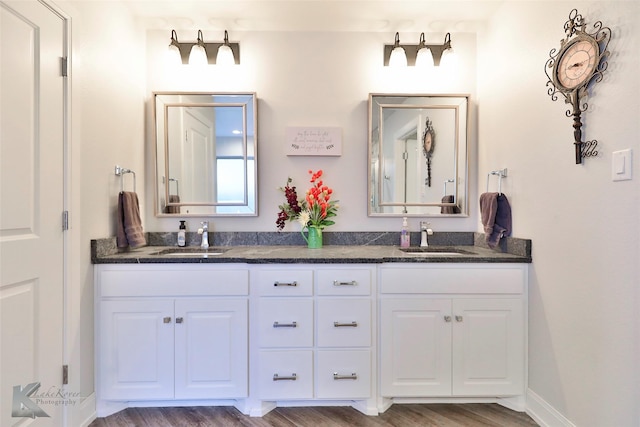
[420,221,433,247]
[199,221,209,249]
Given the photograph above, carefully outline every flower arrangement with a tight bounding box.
[276,169,338,231]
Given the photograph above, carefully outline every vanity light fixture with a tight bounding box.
[188,30,208,66]
[384,32,453,67]
[388,32,408,67]
[167,29,241,65]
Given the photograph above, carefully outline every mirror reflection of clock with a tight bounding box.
[423,131,433,154]
[556,39,598,90]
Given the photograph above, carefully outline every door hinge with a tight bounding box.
[62,210,69,231]
[61,57,68,77]
[62,365,68,385]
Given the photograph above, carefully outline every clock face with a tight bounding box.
[555,38,599,91]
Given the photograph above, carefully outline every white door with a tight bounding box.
[1,1,66,426]
[182,108,214,205]
[380,298,452,396]
[99,300,175,400]
[452,298,525,396]
[174,298,248,399]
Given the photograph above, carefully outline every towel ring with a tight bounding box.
[115,165,136,193]
[443,179,455,197]
[486,168,507,195]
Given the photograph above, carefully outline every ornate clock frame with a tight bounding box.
[544,9,611,164]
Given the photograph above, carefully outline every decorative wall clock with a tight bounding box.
[545,9,611,164]
[422,117,435,187]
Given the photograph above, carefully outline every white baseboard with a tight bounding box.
[75,392,97,427]
[526,389,576,427]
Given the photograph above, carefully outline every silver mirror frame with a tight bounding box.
[153,92,258,217]
[368,93,470,217]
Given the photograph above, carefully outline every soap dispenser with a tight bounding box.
[400,217,410,248]
[177,221,186,247]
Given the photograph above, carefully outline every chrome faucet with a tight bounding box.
[420,221,433,247]
[199,221,209,250]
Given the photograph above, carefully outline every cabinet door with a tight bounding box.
[452,298,524,396]
[380,298,452,396]
[99,299,174,400]
[174,298,248,399]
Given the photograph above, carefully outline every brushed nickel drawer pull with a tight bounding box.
[163,317,172,323]
[455,315,463,322]
[444,315,452,322]
[175,317,184,324]
[333,280,357,286]
[333,321,358,327]
[333,372,358,380]
[273,321,297,328]
[274,281,298,287]
[273,373,297,381]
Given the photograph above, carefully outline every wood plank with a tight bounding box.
[89,404,539,427]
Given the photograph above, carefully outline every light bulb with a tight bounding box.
[216,45,235,66]
[415,47,434,68]
[189,44,208,66]
[389,46,407,67]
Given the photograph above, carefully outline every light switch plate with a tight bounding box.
[612,149,632,181]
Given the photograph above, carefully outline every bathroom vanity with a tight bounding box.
[93,239,530,417]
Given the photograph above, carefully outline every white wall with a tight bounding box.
[478,2,639,426]
[144,29,478,232]
[66,1,146,422]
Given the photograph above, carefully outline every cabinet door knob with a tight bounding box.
[333,372,358,380]
[274,281,297,287]
[273,373,297,381]
[333,280,357,286]
[444,315,452,322]
[175,317,184,324]
[455,315,463,322]
[273,321,297,328]
[163,317,172,323]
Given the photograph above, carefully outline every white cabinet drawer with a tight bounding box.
[316,350,371,399]
[258,350,313,399]
[316,299,371,348]
[258,299,314,347]
[316,269,372,296]
[99,266,249,297]
[380,265,525,294]
[255,269,313,296]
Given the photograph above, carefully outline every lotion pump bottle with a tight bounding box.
[177,221,186,247]
[400,217,410,248]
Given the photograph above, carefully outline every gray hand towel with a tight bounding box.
[480,192,512,248]
[117,191,146,248]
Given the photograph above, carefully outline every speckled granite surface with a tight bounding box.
[92,232,531,264]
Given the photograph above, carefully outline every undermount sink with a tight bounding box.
[399,247,474,256]
[149,247,229,256]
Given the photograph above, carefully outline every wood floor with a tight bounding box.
[89,404,539,427]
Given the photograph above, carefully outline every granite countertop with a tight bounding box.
[92,232,531,264]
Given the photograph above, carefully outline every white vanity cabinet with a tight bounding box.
[379,264,527,402]
[95,264,249,415]
[250,265,377,415]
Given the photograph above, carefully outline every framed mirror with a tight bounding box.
[153,92,257,216]
[368,94,469,216]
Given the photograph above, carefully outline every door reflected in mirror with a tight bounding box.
[368,94,469,217]
[154,92,257,216]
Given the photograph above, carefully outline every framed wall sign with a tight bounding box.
[286,126,342,156]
